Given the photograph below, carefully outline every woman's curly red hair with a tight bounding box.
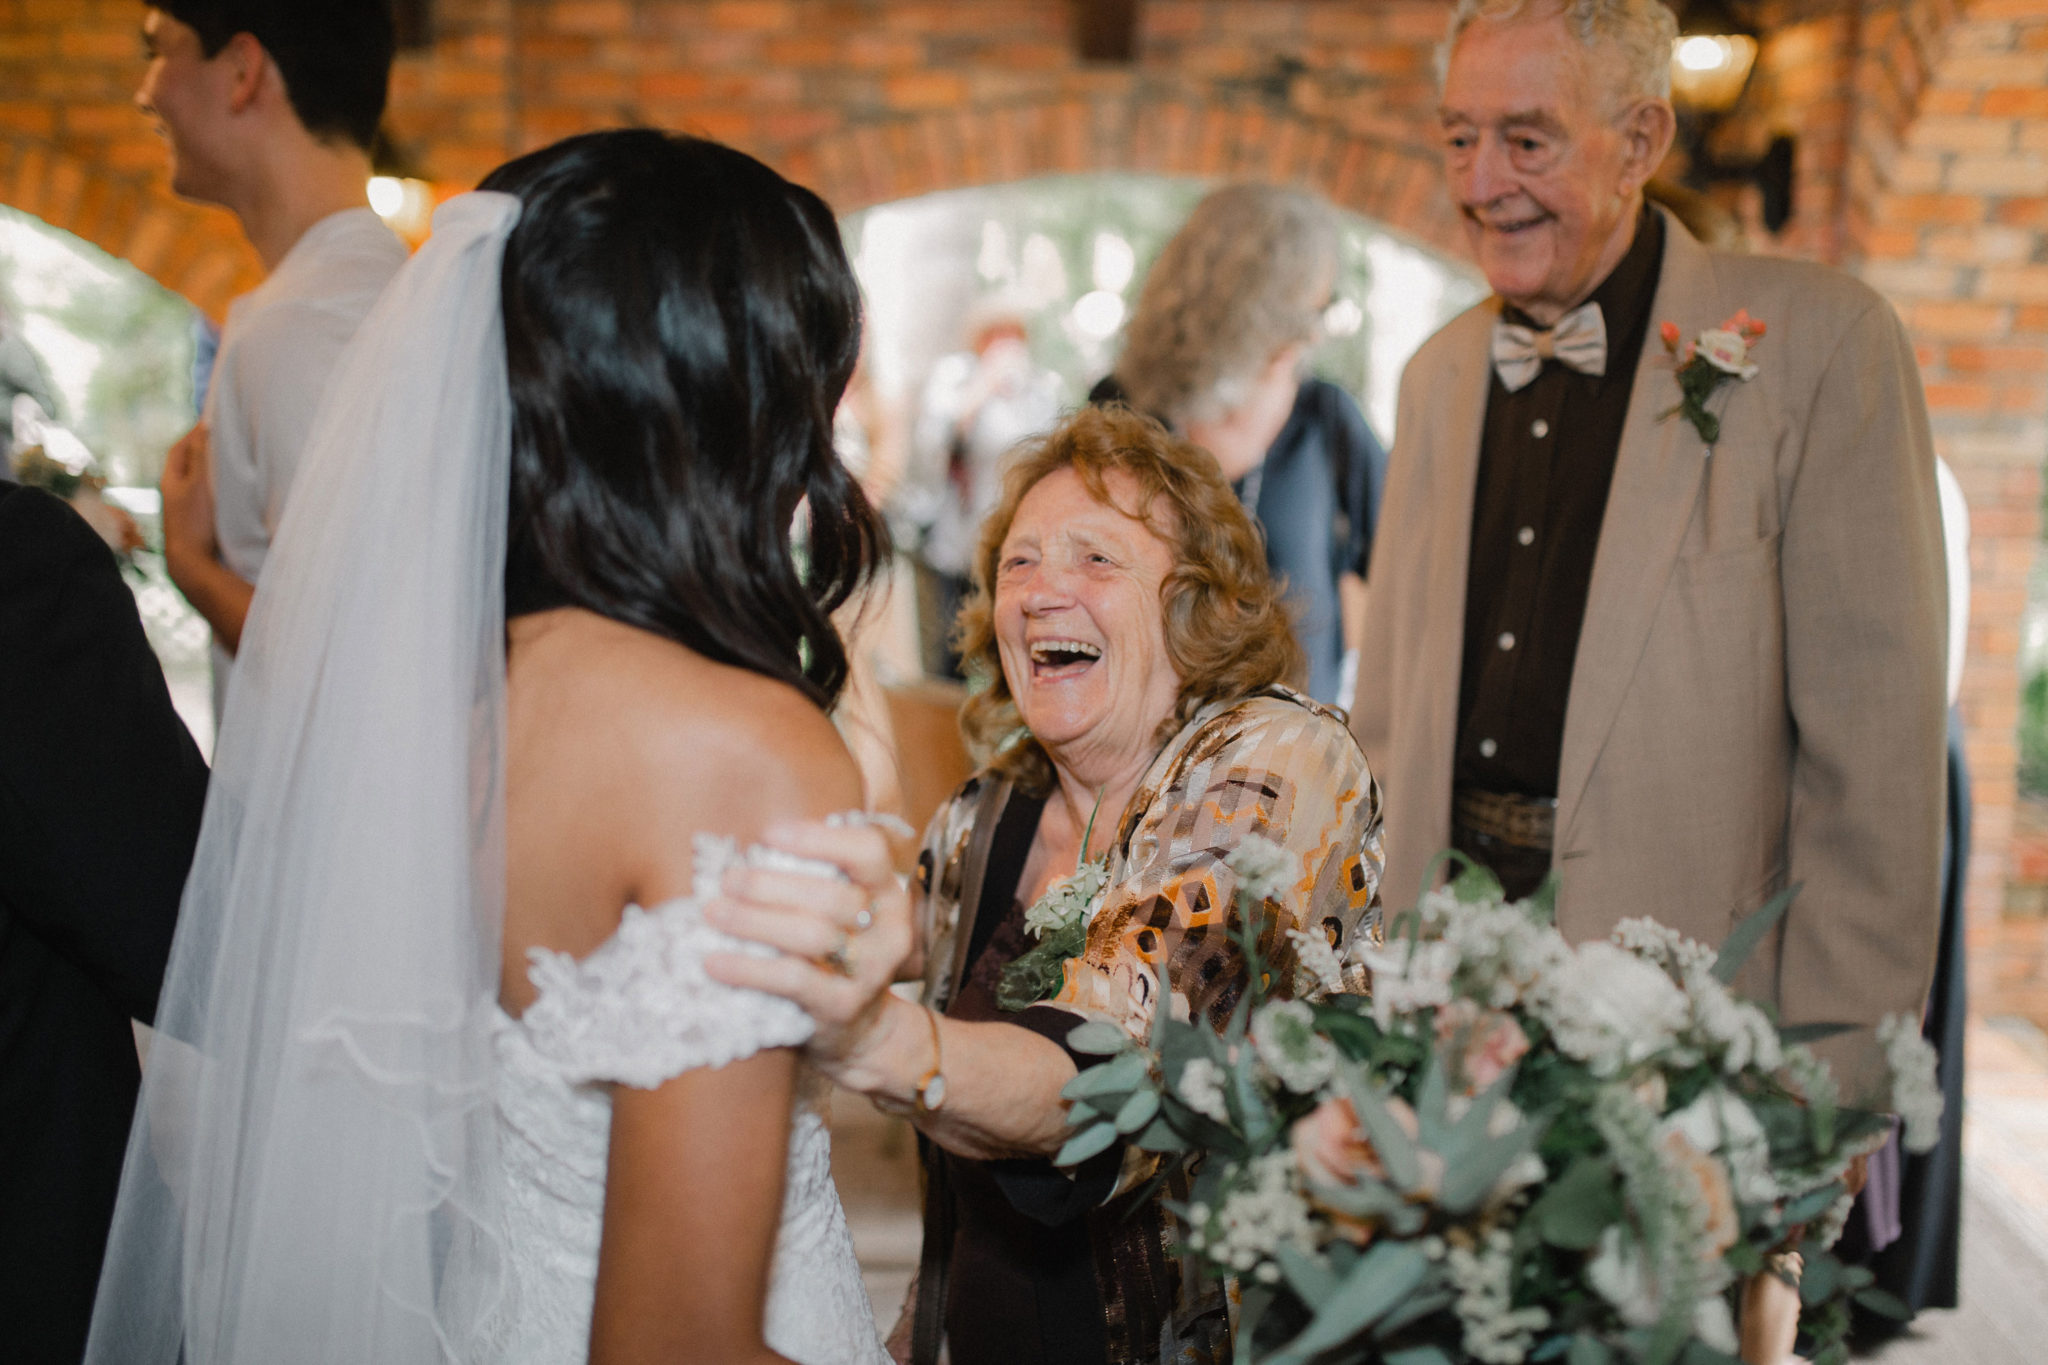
[953,404,1303,793]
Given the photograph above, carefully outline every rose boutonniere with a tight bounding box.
[1660,309,1766,445]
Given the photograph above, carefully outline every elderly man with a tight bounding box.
[1352,0,1945,1098]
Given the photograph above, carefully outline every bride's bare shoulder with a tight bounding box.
[508,608,861,864]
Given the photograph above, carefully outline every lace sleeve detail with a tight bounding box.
[519,834,820,1089]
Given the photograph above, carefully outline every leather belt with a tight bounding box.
[1452,786,1557,852]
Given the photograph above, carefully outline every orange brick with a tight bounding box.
[707,1,794,31]
[1924,380,1999,410]
[1888,193,1990,226]
[1980,266,2048,304]
[1981,86,2048,116]
[881,72,968,112]
[1948,344,2048,374]
[543,0,630,35]
[1911,299,2012,336]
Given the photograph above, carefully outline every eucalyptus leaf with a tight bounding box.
[1854,1287,1910,1320]
[1712,883,1798,985]
[1439,1120,1545,1215]
[1415,1058,1451,1150]
[1339,1071,1422,1191]
[1064,1050,1148,1100]
[1114,1087,1161,1134]
[1275,1243,1338,1306]
[1053,1120,1119,1167]
[1531,1156,1622,1250]
[1799,1252,1843,1307]
[1383,1348,1456,1365]
[1262,1242,1430,1365]
[1066,1020,1133,1055]
[1566,1333,1615,1365]
[1130,1113,1191,1154]
[1373,1284,1456,1339]
[1782,1182,1842,1226]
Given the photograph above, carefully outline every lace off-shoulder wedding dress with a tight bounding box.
[458,836,889,1364]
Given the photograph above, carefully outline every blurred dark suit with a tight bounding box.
[0,479,207,1363]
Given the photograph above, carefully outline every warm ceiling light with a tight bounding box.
[366,175,435,243]
[1669,33,1758,111]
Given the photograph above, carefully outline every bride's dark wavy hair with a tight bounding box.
[479,128,884,709]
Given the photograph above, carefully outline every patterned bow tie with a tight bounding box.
[1491,302,1608,393]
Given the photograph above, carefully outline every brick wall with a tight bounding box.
[3,0,2045,1019]
[1854,0,2048,1024]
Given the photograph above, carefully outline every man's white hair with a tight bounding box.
[1439,0,1677,105]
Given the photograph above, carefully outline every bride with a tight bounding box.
[86,130,905,1364]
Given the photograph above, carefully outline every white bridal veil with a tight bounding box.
[87,191,522,1363]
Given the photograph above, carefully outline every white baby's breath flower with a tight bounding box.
[1355,937,1461,1027]
[1446,1227,1549,1363]
[1226,833,1292,902]
[1682,968,1782,1075]
[1693,1294,1739,1354]
[1176,1057,1232,1124]
[1251,999,1338,1093]
[1879,1012,1944,1152]
[1664,1087,1777,1204]
[1586,1226,1659,1328]
[1537,940,1691,1076]
[1207,1152,1316,1273]
[1286,926,1345,997]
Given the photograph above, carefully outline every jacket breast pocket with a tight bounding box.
[1676,531,1780,588]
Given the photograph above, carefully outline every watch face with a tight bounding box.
[923,1074,948,1110]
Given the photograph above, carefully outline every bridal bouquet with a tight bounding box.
[1054,849,1942,1365]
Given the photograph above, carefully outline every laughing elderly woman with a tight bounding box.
[710,403,1382,1365]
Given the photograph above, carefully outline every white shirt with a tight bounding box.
[206,208,407,717]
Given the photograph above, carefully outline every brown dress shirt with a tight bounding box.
[1454,208,1666,799]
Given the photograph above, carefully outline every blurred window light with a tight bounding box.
[1070,289,1126,340]
[367,176,434,242]
[977,220,1011,282]
[1322,297,1364,339]
[1669,33,1757,111]
[1091,232,1136,293]
[1019,233,1068,308]
[367,175,405,218]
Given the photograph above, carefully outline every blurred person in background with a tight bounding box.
[0,475,207,1364]
[1092,183,1388,710]
[135,0,406,722]
[900,295,1064,679]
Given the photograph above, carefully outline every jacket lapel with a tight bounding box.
[1556,214,1719,840]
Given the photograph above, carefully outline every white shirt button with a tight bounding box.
[1531,418,1550,438]
[1479,738,1498,758]
[1498,631,1516,651]
[1517,526,1535,546]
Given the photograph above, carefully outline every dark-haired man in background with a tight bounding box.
[137,1,406,720]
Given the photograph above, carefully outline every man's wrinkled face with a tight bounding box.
[136,8,238,202]
[1439,11,1644,323]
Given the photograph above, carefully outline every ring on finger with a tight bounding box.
[854,900,876,932]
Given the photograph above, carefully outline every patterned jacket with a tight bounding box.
[911,685,1384,1364]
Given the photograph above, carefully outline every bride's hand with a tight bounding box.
[702,819,916,1070]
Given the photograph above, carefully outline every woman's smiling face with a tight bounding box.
[993,467,1183,779]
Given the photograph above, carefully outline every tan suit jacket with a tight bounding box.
[1351,211,1947,1096]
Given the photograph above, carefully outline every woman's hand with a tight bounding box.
[703,819,916,1075]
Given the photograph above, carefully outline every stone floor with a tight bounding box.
[826,1015,2048,1360]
